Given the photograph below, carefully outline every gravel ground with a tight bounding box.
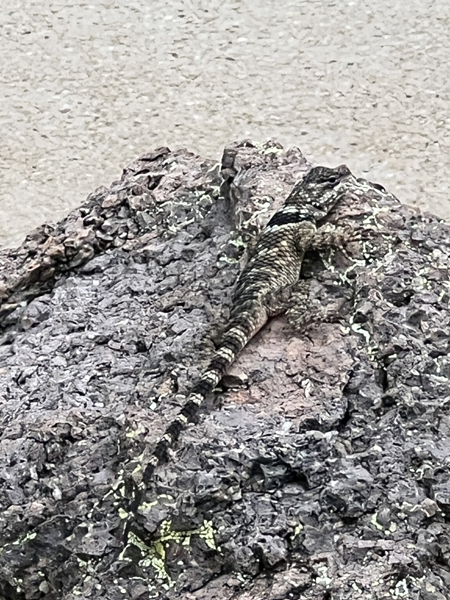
[1,0,450,248]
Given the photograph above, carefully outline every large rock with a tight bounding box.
[1,141,450,599]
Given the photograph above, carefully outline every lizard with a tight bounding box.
[116,164,357,546]
[136,163,354,488]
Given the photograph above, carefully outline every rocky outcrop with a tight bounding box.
[1,141,449,599]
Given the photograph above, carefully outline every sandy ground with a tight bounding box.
[1,0,450,248]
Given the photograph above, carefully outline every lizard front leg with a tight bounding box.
[307,223,372,251]
[285,225,359,330]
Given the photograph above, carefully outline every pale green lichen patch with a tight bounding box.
[12,531,37,545]
[122,518,218,586]
[118,508,128,519]
[1,530,38,559]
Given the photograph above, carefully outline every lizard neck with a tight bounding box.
[282,200,335,222]
[272,203,324,223]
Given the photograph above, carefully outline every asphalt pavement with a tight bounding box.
[1,0,449,247]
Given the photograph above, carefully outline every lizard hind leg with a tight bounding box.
[265,284,297,318]
[283,280,315,331]
[285,279,347,331]
[261,280,330,333]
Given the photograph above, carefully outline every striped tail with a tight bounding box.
[142,314,265,484]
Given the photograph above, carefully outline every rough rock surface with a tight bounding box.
[1,142,450,599]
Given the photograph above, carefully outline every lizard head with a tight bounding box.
[285,164,353,219]
[302,164,352,197]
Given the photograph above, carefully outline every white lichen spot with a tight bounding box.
[301,378,313,399]
[391,578,409,598]
[370,513,384,531]
[316,565,332,587]
[350,322,371,344]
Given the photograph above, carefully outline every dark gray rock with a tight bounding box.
[1,141,450,599]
